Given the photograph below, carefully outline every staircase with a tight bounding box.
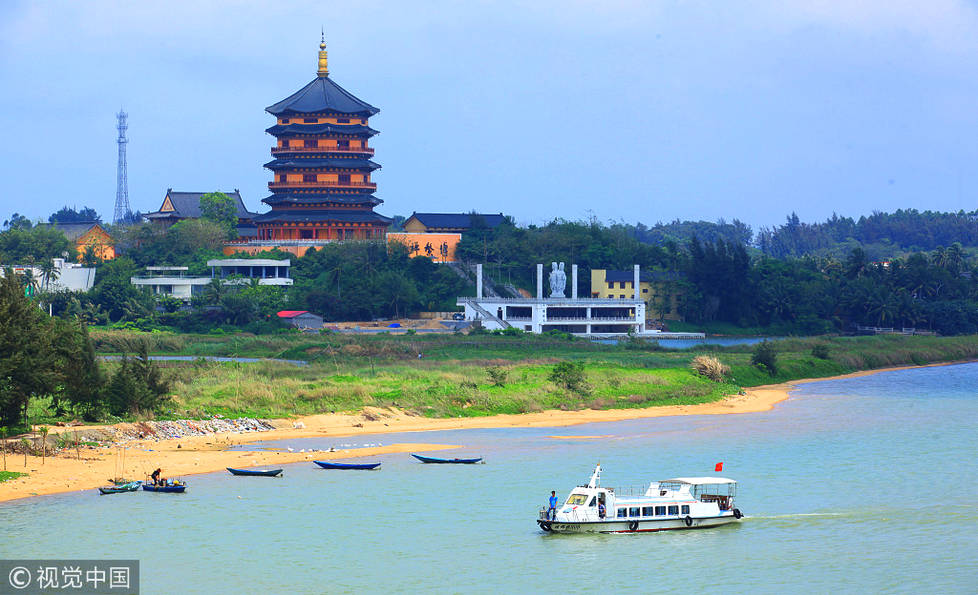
[447,262,523,298]
[459,298,511,329]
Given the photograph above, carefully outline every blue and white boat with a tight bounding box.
[537,465,743,533]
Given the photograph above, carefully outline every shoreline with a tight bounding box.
[1,359,970,504]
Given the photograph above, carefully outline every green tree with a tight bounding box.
[750,341,778,376]
[54,321,106,421]
[106,342,170,416]
[199,192,238,239]
[548,361,588,393]
[88,257,154,322]
[49,206,101,224]
[0,270,59,427]
[80,244,103,268]
[0,225,74,263]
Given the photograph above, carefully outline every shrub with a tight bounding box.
[751,340,778,376]
[549,361,588,393]
[485,366,508,387]
[811,344,830,360]
[691,355,730,382]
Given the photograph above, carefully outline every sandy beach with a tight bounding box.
[0,361,966,503]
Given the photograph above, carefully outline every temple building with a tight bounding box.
[242,37,390,255]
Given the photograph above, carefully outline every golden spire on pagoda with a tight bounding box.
[317,29,329,77]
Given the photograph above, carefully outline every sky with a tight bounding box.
[2,1,977,231]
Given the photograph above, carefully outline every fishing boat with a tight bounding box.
[313,460,381,470]
[226,467,283,477]
[411,453,482,464]
[142,481,187,493]
[98,481,141,495]
[537,465,743,533]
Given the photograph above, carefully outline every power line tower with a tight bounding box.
[113,109,131,224]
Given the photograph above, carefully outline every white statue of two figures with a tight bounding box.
[549,262,566,298]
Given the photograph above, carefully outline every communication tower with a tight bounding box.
[113,110,131,224]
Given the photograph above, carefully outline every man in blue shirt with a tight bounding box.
[548,491,558,520]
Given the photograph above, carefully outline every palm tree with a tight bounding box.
[37,426,49,465]
[38,260,59,291]
[1,427,6,471]
[20,438,29,467]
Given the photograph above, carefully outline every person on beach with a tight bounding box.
[548,491,558,520]
[151,468,162,486]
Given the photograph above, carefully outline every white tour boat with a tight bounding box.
[538,464,743,533]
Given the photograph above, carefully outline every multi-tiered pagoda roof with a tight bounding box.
[251,38,391,243]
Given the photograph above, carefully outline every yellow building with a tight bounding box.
[387,233,461,263]
[48,222,115,262]
[589,269,684,321]
[402,213,507,234]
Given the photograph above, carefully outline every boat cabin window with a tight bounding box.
[668,505,679,515]
[616,508,627,518]
[589,497,596,507]
[681,505,690,515]
[655,506,666,516]
[566,494,588,506]
[642,506,654,516]
[629,507,640,517]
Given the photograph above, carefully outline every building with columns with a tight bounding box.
[229,37,391,256]
[457,264,703,337]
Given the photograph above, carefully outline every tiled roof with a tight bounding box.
[265,123,378,137]
[407,213,507,230]
[144,190,254,220]
[43,222,105,242]
[252,210,392,225]
[262,193,382,207]
[266,76,379,116]
[263,158,380,171]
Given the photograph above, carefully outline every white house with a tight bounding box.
[131,259,292,299]
[1,258,96,292]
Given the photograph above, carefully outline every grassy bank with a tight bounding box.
[63,331,978,421]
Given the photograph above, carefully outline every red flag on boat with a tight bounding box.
[714,462,723,472]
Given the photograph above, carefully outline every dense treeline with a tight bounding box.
[292,241,468,320]
[455,219,978,334]
[756,210,978,258]
[617,218,753,248]
[3,203,978,336]
[0,271,169,427]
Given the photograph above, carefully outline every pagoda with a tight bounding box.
[253,37,391,244]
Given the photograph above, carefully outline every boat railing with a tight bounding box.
[608,484,652,498]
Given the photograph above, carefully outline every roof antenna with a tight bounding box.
[317,27,329,77]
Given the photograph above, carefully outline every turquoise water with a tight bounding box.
[2,364,977,593]
[594,336,782,348]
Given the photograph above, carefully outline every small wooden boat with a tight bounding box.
[313,460,381,470]
[411,453,483,464]
[142,481,187,493]
[98,481,141,495]
[226,467,283,477]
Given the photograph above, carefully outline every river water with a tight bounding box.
[2,363,976,593]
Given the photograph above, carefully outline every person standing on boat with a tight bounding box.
[548,491,558,520]
[151,468,162,486]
